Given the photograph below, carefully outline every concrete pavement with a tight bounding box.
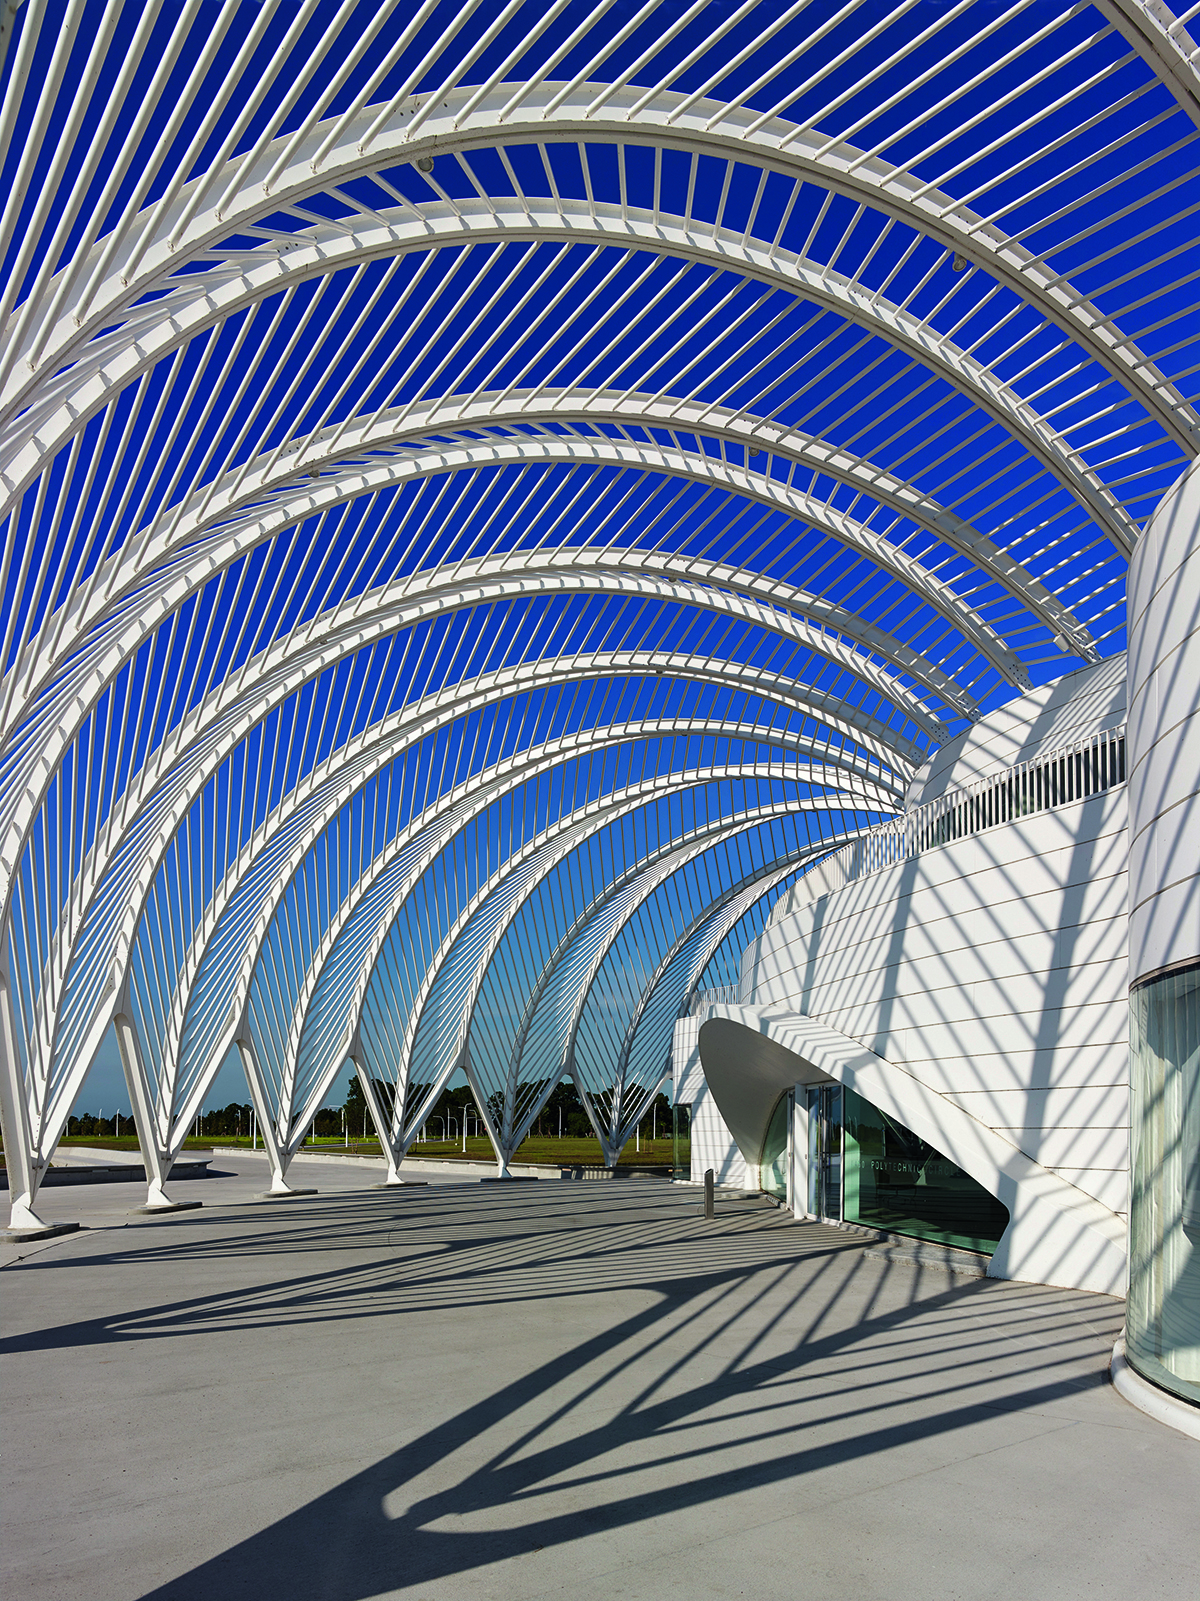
[1,1157,1196,1600]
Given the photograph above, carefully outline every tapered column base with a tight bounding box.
[3,1219,81,1241]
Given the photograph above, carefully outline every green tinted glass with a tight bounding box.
[760,1093,789,1200]
[843,1087,1008,1254]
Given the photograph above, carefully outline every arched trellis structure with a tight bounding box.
[2,0,1198,1224]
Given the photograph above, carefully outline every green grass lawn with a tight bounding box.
[4,1133,688,1167]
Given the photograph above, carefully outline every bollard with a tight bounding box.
[704,1167,715,1219]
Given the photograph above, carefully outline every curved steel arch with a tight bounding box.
[350,791,855,1183]
[0,196,1145,569]
[4,411,996,939]
[6,10,1189,1230]
[1,541,935,1084]
[170,736,879,1169]
[7,84,1191,458]
[22,391,1070,724]
[26,647,903,1208]
[1095,0,1200,130]
[4,473,969,867]
[487,821,854,1166]
[612,860,809,1102]
[25,630,918,1112]
[166,725,886,1128]
[263,775,842,1187]
[18,624,925,1092]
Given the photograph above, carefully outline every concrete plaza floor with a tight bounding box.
[2,1154,1197,1601]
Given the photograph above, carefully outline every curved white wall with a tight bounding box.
[1127,456,1200,985]
[742,789,1130,1219]
[691,660,1134,1293]
[673,1015,753,1188]
[1124,457,1200,1404]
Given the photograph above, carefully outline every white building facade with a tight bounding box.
[679,457,1200,1413]
[682,657,1131,1293]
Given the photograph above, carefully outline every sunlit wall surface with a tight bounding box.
[1127,965,1200,1405]
[1125,423,1200,1403]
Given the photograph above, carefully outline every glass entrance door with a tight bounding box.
[807,1084,843,1220]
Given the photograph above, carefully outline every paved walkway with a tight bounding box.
[2,1158,1196,1601]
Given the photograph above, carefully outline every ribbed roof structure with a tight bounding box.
[1,0,1197,1191]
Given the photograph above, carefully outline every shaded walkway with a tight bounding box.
[1,1177,1195,1601]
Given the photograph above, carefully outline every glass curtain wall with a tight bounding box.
[760,1093,790,1200]
[758,1083,1009,1251]
[1128,961,1200,1406]
[843,1088,1008,1251]
[806,1085,843,1219]
[785,1084,1007,1251]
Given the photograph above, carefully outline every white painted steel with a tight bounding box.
[2,3,1198,1226]
[338,793,852,1183]
[22,649,905,1191]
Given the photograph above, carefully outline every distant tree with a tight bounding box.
[313,1106,341,1137]
[640,1091,672,1139]
[340,1075,396,1139]
[542,1079,592,1138]
[344,1074,370,1138]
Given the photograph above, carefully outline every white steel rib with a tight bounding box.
[2,0,1196,1209]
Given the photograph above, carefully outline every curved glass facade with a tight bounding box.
[1128,962,1200,1407]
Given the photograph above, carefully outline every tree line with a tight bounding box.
[68,1079,679,1144]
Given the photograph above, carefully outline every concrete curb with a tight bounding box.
[862,1244,987,1277]
[1110,1337,1200,1440]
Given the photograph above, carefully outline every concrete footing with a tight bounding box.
[1111,1337,1200,1441]
[253,1188,318,1200]
[2,1220,81,1242]
[371,1180,428,1188]
[129,1199,203,1215]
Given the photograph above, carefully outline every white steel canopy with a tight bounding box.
[1,0,1197,1213]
